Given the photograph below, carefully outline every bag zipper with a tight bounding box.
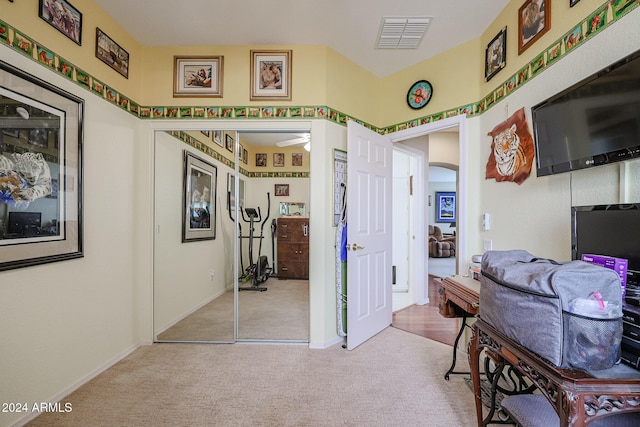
[481,270,560,299]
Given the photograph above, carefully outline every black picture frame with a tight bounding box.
[406,80,433,110]
[225,133,233,152]
[435,192,456,223]
[95,28,129,79]
[182,151,217,242]
[570,0,581,7]
[38,0,82,46]
[0,60,84,271]
[485,27,507,82]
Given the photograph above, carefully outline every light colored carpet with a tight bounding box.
[428,257,456,278]
[157,279,309,342]
[27,328,476,427]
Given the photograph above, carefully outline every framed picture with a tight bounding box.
[435,192,456,223]
[95,28,129,78]
[238,144,244,162]
[183,151,217,242]
[242,148,248,164]
[227,173,245,211]
[38,0,82,45]
[406,80,433,110]
[570,0,580,6]
[485,28,507,82]
[274,184,290,197]
[250,50,292,100]
[256,153,267,167]
[292,153,303,167]
[0,60,84,271]
[225,133,233,152]
[173,56,223,97]
[213,130,223,147]
[518,0,551,55]
[273,152,285,167]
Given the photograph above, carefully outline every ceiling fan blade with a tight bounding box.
[275,133,310,147]
[276,137,307,147]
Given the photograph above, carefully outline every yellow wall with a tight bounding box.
[3,0,144,101]
[380,39,484,126]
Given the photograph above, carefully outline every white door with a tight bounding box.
[346,121,393,350]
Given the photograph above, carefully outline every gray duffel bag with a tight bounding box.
[480,250,623,371]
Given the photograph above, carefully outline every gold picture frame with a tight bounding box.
[250,50,292,101]
[173,56,223,97]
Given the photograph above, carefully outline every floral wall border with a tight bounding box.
[0,0,637,135]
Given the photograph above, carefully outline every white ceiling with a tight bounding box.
[92,0,509,78]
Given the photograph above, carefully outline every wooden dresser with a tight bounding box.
[277,217,309,279]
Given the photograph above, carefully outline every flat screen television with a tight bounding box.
[532,48,640,177]
[571,203,640,288]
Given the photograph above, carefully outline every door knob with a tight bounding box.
[351,243,364,251]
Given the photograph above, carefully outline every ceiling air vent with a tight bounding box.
[376,17,432,49]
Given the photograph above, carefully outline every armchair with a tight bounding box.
[428,225,456,258]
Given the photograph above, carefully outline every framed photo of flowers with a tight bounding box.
[250,50,292,100]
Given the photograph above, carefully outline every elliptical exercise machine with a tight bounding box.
[228,192,272,291]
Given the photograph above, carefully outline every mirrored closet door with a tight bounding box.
[153,129,236,342]
[153,129,310,343]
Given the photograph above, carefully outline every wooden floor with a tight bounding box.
[391,275,460,346]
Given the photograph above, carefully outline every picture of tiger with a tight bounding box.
[493,123,527,177]
[0,152,52,207]
[485,108,535,185]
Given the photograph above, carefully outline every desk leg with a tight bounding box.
[469,324,484,427]
[444,312,469,380]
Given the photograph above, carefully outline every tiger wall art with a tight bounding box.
[485,107,534,185]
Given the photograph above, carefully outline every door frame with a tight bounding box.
[391,143,425,310]
[388,115,467,283]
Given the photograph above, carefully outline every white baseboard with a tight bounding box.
[11,341,148,427]
[155,288,227,335]
[309,336,344,349]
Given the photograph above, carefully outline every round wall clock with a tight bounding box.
[407,80,433,109]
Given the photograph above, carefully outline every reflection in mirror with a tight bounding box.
[0,91,61,243]
[153,130,235,342]
[236,131,310,342]
[279,202,305,217]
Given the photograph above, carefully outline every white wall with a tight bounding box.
[0,47,143,427]
[466,7,640,266]
[153,131,235,334]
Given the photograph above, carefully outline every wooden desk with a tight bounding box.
[469,318,640,427]
[439,275,480,380]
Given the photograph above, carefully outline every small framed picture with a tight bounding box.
[225,133,234,152]
[435,192,456,223]
[183,151,217,242]
[570,0,580,6]
[250,50,292,100]
[39,0,82,45]
[292,153,303,167]
[256,153,267,167]
[485,28,507,82]
[213,130,223,147]
[518,0,551,55]
[95,28,129,78]
[273,152,285,167]
[173,56,223,97]
[274,184,290,197]
[243,148,248,164]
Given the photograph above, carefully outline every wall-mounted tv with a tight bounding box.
[532,48,640,177]
[571,203,640,288]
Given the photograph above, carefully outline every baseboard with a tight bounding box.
[309,335,344,349]
[155,288,227,335]
[11,341,147,427]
